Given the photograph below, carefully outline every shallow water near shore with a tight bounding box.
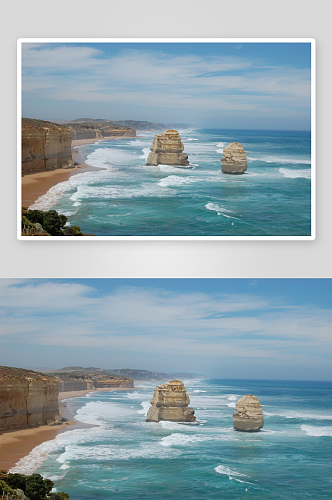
[30,128,312,237]
[11,378,332,499]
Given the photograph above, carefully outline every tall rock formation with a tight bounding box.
[221,142,247,174]
[233,395,264,432]
[0,366,60,430]
[22,119,73,173]
[146,380,196,422]
[146,130,189,167]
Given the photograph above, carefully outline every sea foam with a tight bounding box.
[279,168,311,179]
[301,425,332,437]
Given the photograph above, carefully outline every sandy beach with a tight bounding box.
[0,387,136,472]
[22,136,136,208]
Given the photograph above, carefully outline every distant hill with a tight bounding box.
[56,118,197,132]
[47,366,206,382]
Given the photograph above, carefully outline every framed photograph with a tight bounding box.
[1,278,331,498]
[18,38,315,240]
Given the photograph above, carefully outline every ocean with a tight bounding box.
[11,378,332,499]
[30,128,312,237]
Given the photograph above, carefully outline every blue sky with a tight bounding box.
[21,41,312,130]
[1,279,331,381]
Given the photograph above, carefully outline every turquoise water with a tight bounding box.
[31,129,312,236]
[13,378,332,499]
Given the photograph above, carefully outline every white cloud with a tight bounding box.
[0,281,331,366]
[21,44,310,115]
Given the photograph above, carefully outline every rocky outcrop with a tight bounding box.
[22,119,72,173]
[146,130,189,167]
[146,380,196,422]
[0,366,60,430]
[221,142,247,174]
[54,371,134,393]
[233,395,264,432]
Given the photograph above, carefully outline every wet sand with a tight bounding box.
[0,419,75,472]
[21,136,137,208]
[0,387,135,472]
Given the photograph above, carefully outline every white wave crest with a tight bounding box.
[160,433,209,447]
[137,401,150,416]
[279,168,311,179]
[264,410,332,421]
[205,203,239,219]
[301,425,332,437]
[158,175,198,187]
[139,147,150,160]
[247,155,311,165]
[214,465,247,478]
[9,439,61,474]
[205,203,233,214]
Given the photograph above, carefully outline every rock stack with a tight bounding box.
[146,380,196,422]
[146,130,189,167]
[221,142,247,174]
[233,395,264,432]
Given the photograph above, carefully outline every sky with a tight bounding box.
[21,41,312,130]
[1,278,331,381]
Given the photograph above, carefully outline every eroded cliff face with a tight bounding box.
[70,125,136,140]
[0,367,60,430]
[146,130,189,167]
[146,380,196,422]
[55,372,134,393]
[22,119,72,173]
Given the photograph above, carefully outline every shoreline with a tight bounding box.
[0,386,136,472]
[22,135,138,208]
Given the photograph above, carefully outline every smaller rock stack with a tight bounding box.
[146,130,189,167]
[221,142,247,174]
[233,395,264,432]
[146,380,196,422]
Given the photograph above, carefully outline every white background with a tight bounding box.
[1,0,331,278]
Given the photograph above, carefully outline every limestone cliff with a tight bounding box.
[54,371,134,393]
[146,380,196,422]
[0,366,60,431]
[69,123,136,140]
[221,142,248,174]
[22,119,72,173]
[146,130,189,167]
[233,395,264,432]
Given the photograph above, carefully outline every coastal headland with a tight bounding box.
[22,136,132,208]
[0,366,134,471]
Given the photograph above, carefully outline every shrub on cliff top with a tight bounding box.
[25,474,53,500]
[21,207,87,236]
[0,479,20,500]
[41,211,67,236]
[0,472,70,500]
[6,474,26,492]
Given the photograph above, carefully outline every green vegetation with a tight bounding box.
[22,207,87,237]
[0,471,70,500]
[22,119,70,131]
[0,366,54,380]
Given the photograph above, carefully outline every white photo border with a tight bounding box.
[17,38,316,241]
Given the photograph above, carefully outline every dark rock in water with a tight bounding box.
[146,130,189,167]
[221,142,247,174]
[233,394,264,432]
[146,380,196,422]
